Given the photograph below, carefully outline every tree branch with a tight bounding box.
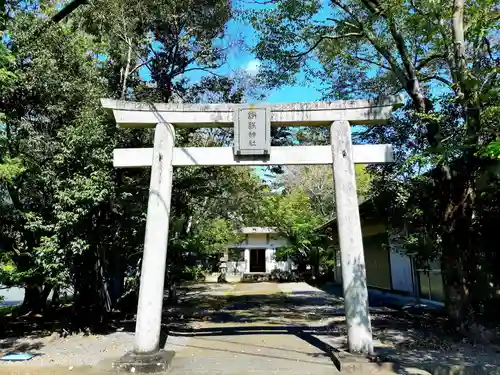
[480,69,499,91]
[355,55,390,70]
[415,53,447,70]
[387,19,416,80]
[51,0,88,23]
[326,18,359,30]
[361,29,407,83]
[464,10,500,33]
[291,33,362,58]
[355,0,422,93]
[409,0,424,15]
[116,33,152,74]
[330,0,360,20]
[360,0,383,15]
[483,37,496,62]
[451,0,466,99]
[129,58,153,75]
[183,67,224,77]
[329,0,406,83]
[245,0,276,4]
[420,75,453,86]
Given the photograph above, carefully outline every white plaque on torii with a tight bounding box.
[233,104,271,156]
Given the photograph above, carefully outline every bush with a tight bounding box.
[181,266,206,282]
[269,269,299,282]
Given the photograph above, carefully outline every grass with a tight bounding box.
[0,304,20,317]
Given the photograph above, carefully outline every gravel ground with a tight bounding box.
[0,326,195,368]
[0,284,222,368]
[2,282,500,374]
[0,332,134,367]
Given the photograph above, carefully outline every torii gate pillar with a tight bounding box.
[102,96,403,372]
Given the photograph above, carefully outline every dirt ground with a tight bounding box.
[1,282,499,375]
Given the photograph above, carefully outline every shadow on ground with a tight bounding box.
[0,338,44,356]
[169,324,343,370]
[161,284,500,372]
[2,282,500,373]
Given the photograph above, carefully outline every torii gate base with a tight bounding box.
[102,97,402,373]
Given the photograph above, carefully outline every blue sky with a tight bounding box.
[138,0,448,181]
[139,1,326,104]
[138,1,327,181]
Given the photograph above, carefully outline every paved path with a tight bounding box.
[148,282,374,375]
[162,282,500,375]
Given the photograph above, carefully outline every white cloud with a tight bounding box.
[245,59,261,76]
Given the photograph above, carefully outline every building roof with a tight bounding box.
[239,227,279,234]
[315,198,384,233]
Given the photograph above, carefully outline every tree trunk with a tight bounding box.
[120,39,133,100]
[73,249,111,329]
[438,162,477,331]
[22,284,41,311]
[440,240,470,332]
[108,260,124,309]
[96,249,112,314]
[22,284,51,313]
[51,286,60,308]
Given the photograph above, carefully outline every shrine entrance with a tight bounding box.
[249,249,266,273]
[101,97,402,372]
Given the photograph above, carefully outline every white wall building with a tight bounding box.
[225,227,293,275]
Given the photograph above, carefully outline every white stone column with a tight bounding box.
[134,122,175,354]
[330,120,373,354]
[244,249,250,272]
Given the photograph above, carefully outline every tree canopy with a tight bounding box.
[0,0,268,321]
[250,0,499,330]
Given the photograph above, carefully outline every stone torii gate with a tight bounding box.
[101,96,402,372]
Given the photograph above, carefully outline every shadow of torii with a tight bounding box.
[167,324,344,370]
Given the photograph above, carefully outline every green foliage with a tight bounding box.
[0,157,24,183]
[174,218,243,275]
[483,140,500,159]
[74,0,232,101]
[248,0,500,325]
[0,0,267,318]
[273,163,372,219]
[0,0,496,332]
[260,188,325,271]
[0,41,15,91]
[192,219,240,254]
[249,0,499,103]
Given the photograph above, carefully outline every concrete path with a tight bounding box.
[0,282,390,375]
[159,282,380,375]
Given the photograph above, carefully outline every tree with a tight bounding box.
[0,0,266,324]
[261,188,325,277]
[275,164,373,218]
[0,8,118,314]
[75,0,233,102]
[249,0,500,330]
[264,161,373,281]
